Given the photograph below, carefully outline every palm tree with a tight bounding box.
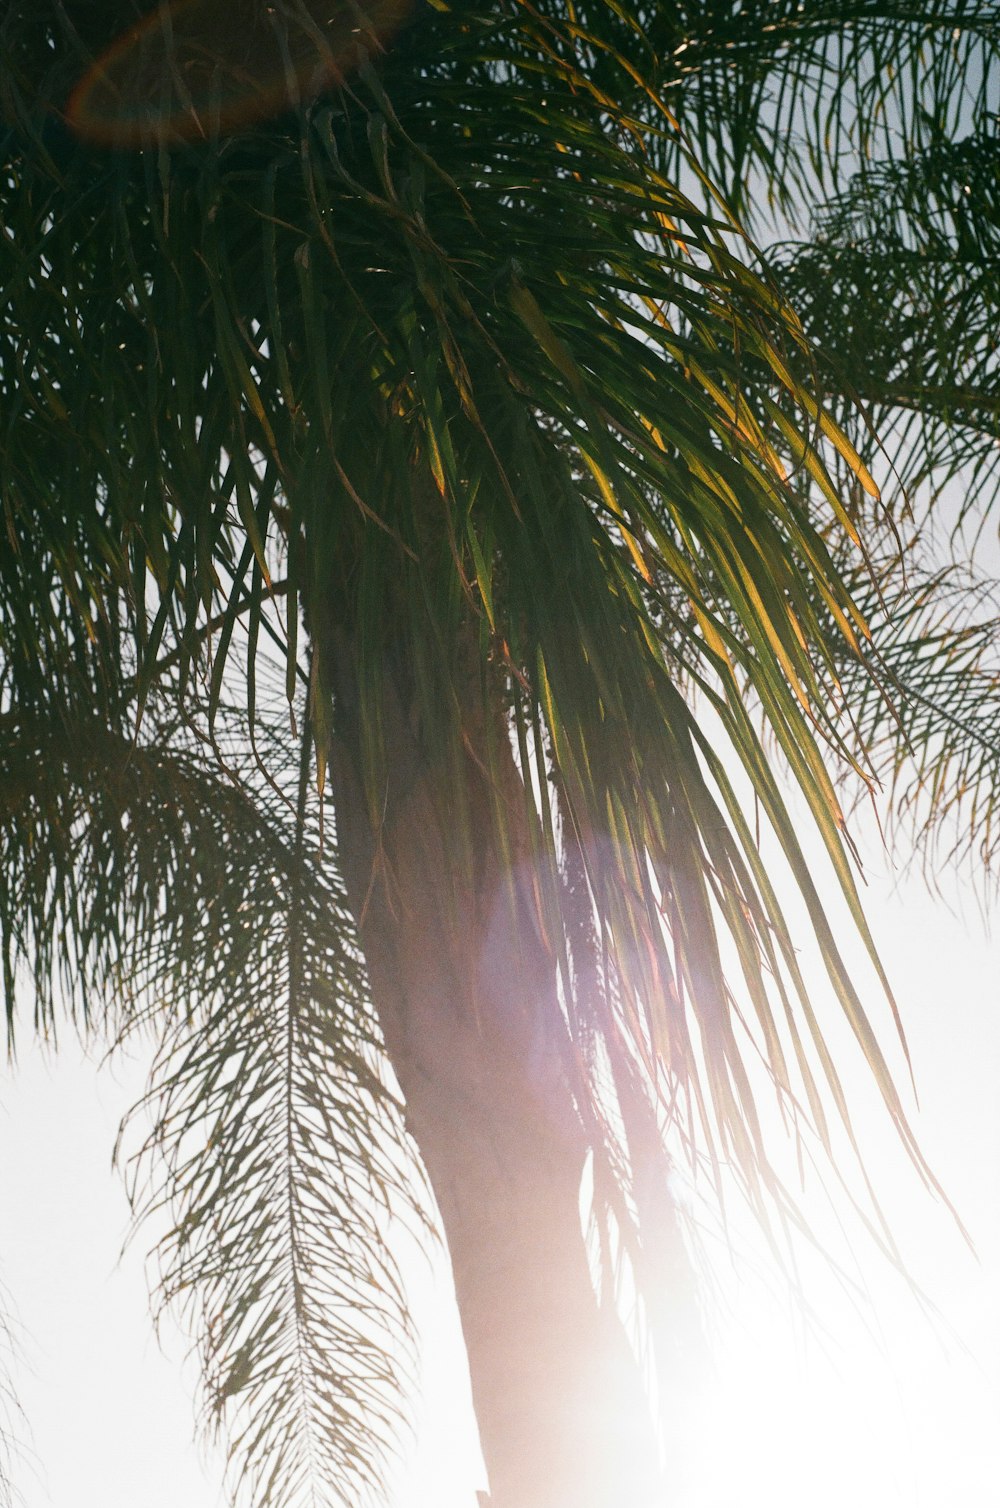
[0,3,997,1506]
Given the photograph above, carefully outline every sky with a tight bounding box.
[1,804,998,1508]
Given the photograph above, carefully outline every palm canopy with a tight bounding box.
[1,1,998,1504]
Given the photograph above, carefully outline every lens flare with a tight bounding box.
[67,0,413,148]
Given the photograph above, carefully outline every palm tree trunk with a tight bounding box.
[325,635,663,1508]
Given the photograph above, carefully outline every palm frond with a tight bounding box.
[117,727,420,1508]
[0,675,420,1507]
[768,129,1000,523]
[833,550,1000,884]
[647,0,1000,221]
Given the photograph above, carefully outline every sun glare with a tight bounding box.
[663,1238,998,1508]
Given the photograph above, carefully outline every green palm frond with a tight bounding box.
[648,0,1000,220]
[0,681,283,1034]
[832,551,1000,881]
[123,987,415,1508]
[1,677,418,1505]
[117,715,420,1508]
[768,129,1000,522]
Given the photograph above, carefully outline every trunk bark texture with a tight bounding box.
[324,631,663,1508]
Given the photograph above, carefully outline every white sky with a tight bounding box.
[1,809,997,1508]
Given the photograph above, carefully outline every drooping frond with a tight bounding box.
[117,718,420,1508]
[0,670,293,1036]
[0,675,419,1507]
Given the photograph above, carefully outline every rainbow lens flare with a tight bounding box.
[67,0,413,147]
